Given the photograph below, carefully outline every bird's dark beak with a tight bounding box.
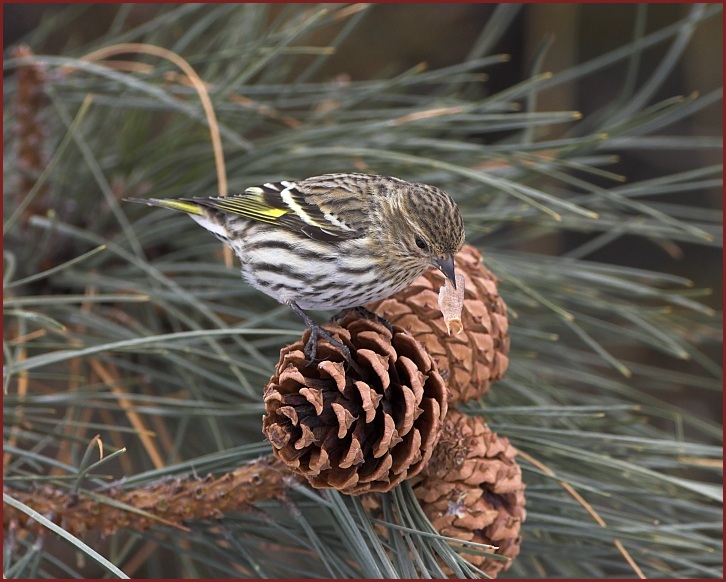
[434,254,457,289]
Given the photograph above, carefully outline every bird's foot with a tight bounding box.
[303,321,364,376]
[333,307,402,384]
[332,306,394,335]
[289,302,363,376]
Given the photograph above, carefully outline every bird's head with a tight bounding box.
[383,180,465,287]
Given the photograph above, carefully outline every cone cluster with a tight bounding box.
[263,244,523,575]
[262,312,447,495]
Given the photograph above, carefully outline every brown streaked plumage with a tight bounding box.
[127,173,465,362]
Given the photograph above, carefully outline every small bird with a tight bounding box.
[127,173,465,362]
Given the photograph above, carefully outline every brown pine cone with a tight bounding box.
[368,244,509,405]
[411,410,526,577]
[262,312,448,495]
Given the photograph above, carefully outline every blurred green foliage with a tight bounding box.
[3,4,722,578]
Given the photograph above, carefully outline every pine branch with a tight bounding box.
[4,3,721,579]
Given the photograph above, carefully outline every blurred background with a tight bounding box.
[3,3,722,579]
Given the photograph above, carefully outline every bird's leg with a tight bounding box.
[289,302,362,374]
[333,306,394,336]
[333,306,401,384]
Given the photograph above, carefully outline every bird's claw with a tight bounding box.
[303,326,320,363]
[332,306,394,335]
[303,322,364,376]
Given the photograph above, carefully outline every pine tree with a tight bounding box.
[4,4,722,578]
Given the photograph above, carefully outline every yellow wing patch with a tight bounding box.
[208,197,288,224]
[128,180,361,242]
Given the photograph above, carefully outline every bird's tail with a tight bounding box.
[126,197,233,243]
[125,197,204,216]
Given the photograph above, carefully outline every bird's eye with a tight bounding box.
[414,236,427,250]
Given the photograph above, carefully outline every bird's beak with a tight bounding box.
[434,254,457,289]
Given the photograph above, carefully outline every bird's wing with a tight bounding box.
[181,180,365,242]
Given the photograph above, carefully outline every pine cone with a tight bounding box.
[411,410,526,577]
[368,245,509,404]
[262,312,448,495]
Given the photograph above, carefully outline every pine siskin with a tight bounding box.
[128,173,465,362]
